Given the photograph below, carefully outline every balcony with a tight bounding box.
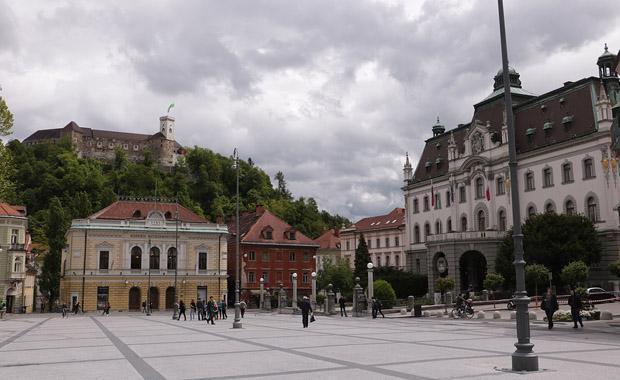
[425,230,505,243]
[9,271,26,280]
[8,244,26,251]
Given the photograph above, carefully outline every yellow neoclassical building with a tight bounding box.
[60,200,228,312]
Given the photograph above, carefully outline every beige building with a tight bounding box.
[314,229,342,270]
[60,200,228,312]
[0,203,31,313]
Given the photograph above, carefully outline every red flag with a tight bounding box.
[431,180,435,207]
[485,185,491,201]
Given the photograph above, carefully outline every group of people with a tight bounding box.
[541,287,584,329]
[177,297,225,324]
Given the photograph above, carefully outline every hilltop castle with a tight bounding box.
[23,115,185,167]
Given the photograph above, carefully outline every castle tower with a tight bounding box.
[159,115,175,141]
[597,43,620,109]
[432,117,445,137]
[403,152,413,182]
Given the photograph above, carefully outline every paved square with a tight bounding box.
[1,312,619,379]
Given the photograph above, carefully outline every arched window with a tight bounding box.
[562,162,573,183]
[167,247,177,270]
[424,222,431,238]
[414,225,420,243]
[498,210,507,231]
[477,210,486,231]
[130,246,142,270]
[525,172,535,191]
[583,158,595,179]
[527,206,536,218]
[149,247,160,270]
[475,177,484,199]
[132,210,141,218]
[435,220,442,234]
[164,211,172,219]
[461,216,467,232]
[545,201,555,213]
[587,196,597,222]
[447,218,452,233]
[565,199,575,215]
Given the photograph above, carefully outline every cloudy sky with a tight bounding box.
[2,0,620,221]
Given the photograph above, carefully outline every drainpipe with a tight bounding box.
[81,228,88,312]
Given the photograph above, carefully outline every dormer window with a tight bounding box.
[562,115,574,129]
[164,211,172,220]
[435,157,443,168]
[262,227,273,240]
[526,128,536,143]
[132,210,142,218]
[543,121,553,131]
[286,230,296,240]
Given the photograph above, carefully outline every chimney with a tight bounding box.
[256,204,265,214]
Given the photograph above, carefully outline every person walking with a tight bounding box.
[300,296,313,328]
[73,301,80,315]
[178,300,187,321]
[219,299,227,319]
[339,296,347,317]
[197,298,204,321]
[104,302,111,316]
[541,287,559,329]
[240,300,247,318]
[371,297,378,319]
[568,288,584,329]
[142,301,147,313]
[61,303,67,318]
[376,298,385,318]
[189,299,196,321]
[206,296,216,325]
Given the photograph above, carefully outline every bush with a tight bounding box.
[561,261,588,288]
[374,267,428,297]
[483,273,505,298]
[316,294,326,306]
[374,279,397,309]
[550,309,600,322]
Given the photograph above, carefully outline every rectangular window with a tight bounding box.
[376,238,380,248]
[262,271,269,282]
[10,229,18,245]
[198,252,207,270]
[525,173,535,191]
[543,168,553,187]
[248,251,256,261]
[303,253,310,262]
[395,236,399,247]
[97,287,109,310]
[413,199,419,213]
[584,159,595,179]
[496,177,505,195]
[302,272,309,283]
[385,256,390,266]
[289,252,296,262]
[434,193,441,209]
[562,163,573,183]
[99,251,109,270]
[385,237,390,248]
[423,196,430,211]
[346,241,350,250]
[248,272,255,283]
[416,259,421,273]
[377,256,382,266]
[446,191,451,207]
[262,252,269,262]
[459,186,466,203]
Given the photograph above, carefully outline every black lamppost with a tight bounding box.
[146,239,152,316]
[497,0,538,371]
[233,148,242,328]
[172,203,179,320]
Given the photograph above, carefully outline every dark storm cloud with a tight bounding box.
[3,0,620,220]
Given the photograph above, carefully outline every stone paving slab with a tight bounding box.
[1,312,620,379]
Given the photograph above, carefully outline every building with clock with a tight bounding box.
[402,45,620,297]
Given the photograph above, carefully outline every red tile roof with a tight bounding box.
[88,201,208,223]
[0,203,23,217]
[314,229,341,249]
[229,207,318,246]
[352,208,405,232]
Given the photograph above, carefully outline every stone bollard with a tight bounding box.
[482,290,489,301]
[510,311,517,320]
[400,308,407,315]
[477,311,485,319]
[528,311,537,320]
[407,296,414,312]
[600,310,613,320]
[326,284,337,315]
[493,311,501,319]
[263,292,272,311]
[423,311,430,317]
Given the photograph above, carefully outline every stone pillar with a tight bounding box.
[353,277,366,317]
[311,271,317,311]
[259,277,265,310]
[263,291,272,311]
[277,282,284,311]
[327,283,336,315]
[367,262,374,313]
[292,273,298,312]
[407,295,415,312]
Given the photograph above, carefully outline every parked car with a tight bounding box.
[586,287,616,302]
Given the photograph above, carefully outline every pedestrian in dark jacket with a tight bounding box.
[376,299,385,318]
[339,296,347,317]
[178,300,187,321]
[300,296,313,328]
[240,300,247,318]
[190,300,196,320]
[206,297,216,325]
[541,287,559,329]
[371,297,378,319]
[568,289,584,328]
[197,298,204,320]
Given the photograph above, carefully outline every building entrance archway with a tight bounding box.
[165,287,175,309]
[128,287,141,310]
[149,287,160,310]
[459,251,487,293]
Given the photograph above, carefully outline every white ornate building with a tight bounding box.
[403,46,620,296]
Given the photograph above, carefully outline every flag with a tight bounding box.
[167,102,175,113]
[485,185,491,201]
[431,179,435,207]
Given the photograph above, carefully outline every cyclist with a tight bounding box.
[455,294,466,313]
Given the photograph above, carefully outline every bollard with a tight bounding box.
[477,311,485,319]
[600,310,613,320]
[528,311,537,320]
[510,311,517,320]
[407,296,414,312]
[493,311,501,319]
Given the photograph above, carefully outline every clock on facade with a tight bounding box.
[436,257,448,275]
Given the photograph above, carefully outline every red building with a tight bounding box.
[227,205,318,304]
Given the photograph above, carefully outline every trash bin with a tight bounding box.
[413,304,422,317]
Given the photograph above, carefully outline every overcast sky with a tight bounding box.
[2,1,620,221]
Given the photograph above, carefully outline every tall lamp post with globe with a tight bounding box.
[367,262,374,313]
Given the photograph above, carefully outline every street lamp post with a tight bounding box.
[367,262,374,314]
[146,239,152,316]
[311,271,317,311]
[259,277,265,310]
[172,203,179,320]
[497,0,538,371]
[292,273,298,312]
[233,148,242,329]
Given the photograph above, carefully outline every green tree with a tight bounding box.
[496,213,601,290]
[38,198,69,309]
[435,277,455,313]
[483,273,505,299]
[0,95,15,202]
[609,260,620,278]
[373,279,397,308]
[0,96,14,135]
[317,258,354,296]
[525,264,550,301]
[354,233,371,288]
[274,171,292,200]
[560,261,589,288]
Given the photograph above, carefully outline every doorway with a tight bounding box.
[149,287,159,310]
[128,287,141,310]
[165,287,175,309]
[459,251,487,293]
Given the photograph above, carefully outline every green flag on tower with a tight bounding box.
[167,102,175,113]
